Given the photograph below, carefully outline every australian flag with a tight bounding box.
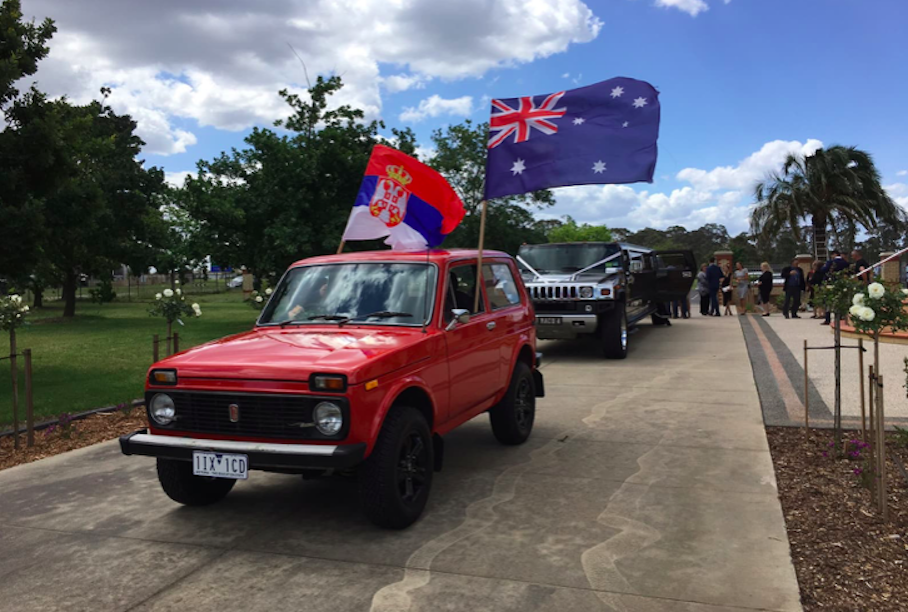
[484,77,660,200]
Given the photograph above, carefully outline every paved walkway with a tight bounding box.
[0,317,801,612]
[740,313,908,428]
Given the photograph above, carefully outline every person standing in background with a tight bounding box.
[851,249,871,285]
[721,262,733,315]
[781,258,806,319]
[807,260,825,319]
[734,261,750,316]
[706,257,724,316]
[697,264,709,316]
[758,262,773,316]
[821,250,850,326]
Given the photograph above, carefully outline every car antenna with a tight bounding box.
[421,248,431,334]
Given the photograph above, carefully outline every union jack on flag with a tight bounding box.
[483,77,661,200]
[488,92,566,149]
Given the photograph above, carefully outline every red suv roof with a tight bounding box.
[291,249,511,268]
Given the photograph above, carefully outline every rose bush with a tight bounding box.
[148,281,201,348]
[0,294,29,332]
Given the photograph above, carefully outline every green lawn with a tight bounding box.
[0,292,256,428]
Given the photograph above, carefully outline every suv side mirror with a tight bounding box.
[445,308,470,331]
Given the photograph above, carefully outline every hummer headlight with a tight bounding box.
[579,286,594,299]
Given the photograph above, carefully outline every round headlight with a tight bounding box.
[313,401,343,436]
[579,286,594,299]
[149,393,175,426]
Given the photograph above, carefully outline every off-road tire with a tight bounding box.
[600,303,628,359]
[156,458,236,506]
[489,361,535,445]
[359,406,434,529]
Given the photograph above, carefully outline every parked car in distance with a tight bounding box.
[517,242,695,358]
[121,249,544,529]
[226,275,244,288]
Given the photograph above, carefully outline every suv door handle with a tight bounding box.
[486,321,496,330]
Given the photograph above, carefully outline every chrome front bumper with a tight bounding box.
[535,314,598,339]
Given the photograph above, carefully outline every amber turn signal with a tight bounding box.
[150,369,177,385]
[311,374,347,392]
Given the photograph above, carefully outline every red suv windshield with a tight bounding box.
[259,262,437,327]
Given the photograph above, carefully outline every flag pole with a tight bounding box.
[336,240,345,255]
[474,199,489,312]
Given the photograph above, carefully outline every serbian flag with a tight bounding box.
[341,145,465,250]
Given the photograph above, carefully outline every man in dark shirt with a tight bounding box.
[851,249,871,285]
[821,250,850,325]
[780,259,806,318]
[705,257,724,316]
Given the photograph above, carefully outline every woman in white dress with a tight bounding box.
[734,261,750,315]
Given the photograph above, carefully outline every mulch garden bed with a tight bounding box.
[767,427,908,611]
[0,408,147,471]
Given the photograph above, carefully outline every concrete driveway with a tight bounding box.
[0,316,801,612]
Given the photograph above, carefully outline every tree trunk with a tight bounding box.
[812,212,828,261]
[32,285,43,309]
[62,270,78,317]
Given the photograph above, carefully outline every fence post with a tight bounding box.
[173,332,179,354]
[10,327,19,450]
[876,374,887,521]
[153,334,159,363]
[24,349,34,448]
[803,340,809,432]
[858,338,866,441]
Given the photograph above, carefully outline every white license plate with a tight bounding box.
[538,317,562,325]
[192,451,248,480]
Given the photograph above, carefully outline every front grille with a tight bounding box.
[148,391,347,440]
[529,284,581,300]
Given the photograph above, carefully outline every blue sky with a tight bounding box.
[24,0,908,235]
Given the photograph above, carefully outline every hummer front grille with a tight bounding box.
[528,285,581,300]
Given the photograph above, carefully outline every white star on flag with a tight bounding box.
[511,159,526,175]
[633,97,648,108]
[610,86,624,98]
[592,160,606,174]
[572,117,585,125]
[622,121,629,128]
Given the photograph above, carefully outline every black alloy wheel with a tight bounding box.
[490,360,535,445]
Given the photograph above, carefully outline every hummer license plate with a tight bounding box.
[192,451,248,480]
[538,317,562,325]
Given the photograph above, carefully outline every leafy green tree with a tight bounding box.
[0,0,55,108]
[752,146,900,261]
[547,215,612,243]
[179,76,397,280]
[428,120,553,254]
[6,91,166,316]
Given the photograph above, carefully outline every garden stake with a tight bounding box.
[876,374,888,521]
[174,332,180,354]
[24,349,34,448]
[166,322,173,357]
[868,365,875,496]
[10,327,19,450]
[859,338,866,441]
[153,334,159,363]
[803,339,809,432]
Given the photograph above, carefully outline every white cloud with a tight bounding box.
[21,0,602,155]
[164,170,194,188]
[885,183,908,210]
[546,138,824,235]
[654,0,709,16]
[382,73,428,93]
[676,139,823,192]
[399,95,473,123]
[897,170,907,177]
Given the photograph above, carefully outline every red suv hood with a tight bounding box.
[159,326,432,385]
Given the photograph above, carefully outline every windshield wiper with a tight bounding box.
[355,311,413,321]
[307,314,351,324]
[276,319,306,328]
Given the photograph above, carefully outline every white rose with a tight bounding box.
[859,306,875,322]
[849,304,862,317]
[155,292,163,300]
[163,289,174,298]
[902,288,908,296]
[852,293,865,306]
[175,288,182,295]
[192,303,202,316]
[174,280,180,285]
[255,296,263,303]
[265,288,272,295]
[868,282,885,300]
[22,305,29,312]
[11,294,21,304]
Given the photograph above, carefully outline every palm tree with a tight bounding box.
[751,146,901,261]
